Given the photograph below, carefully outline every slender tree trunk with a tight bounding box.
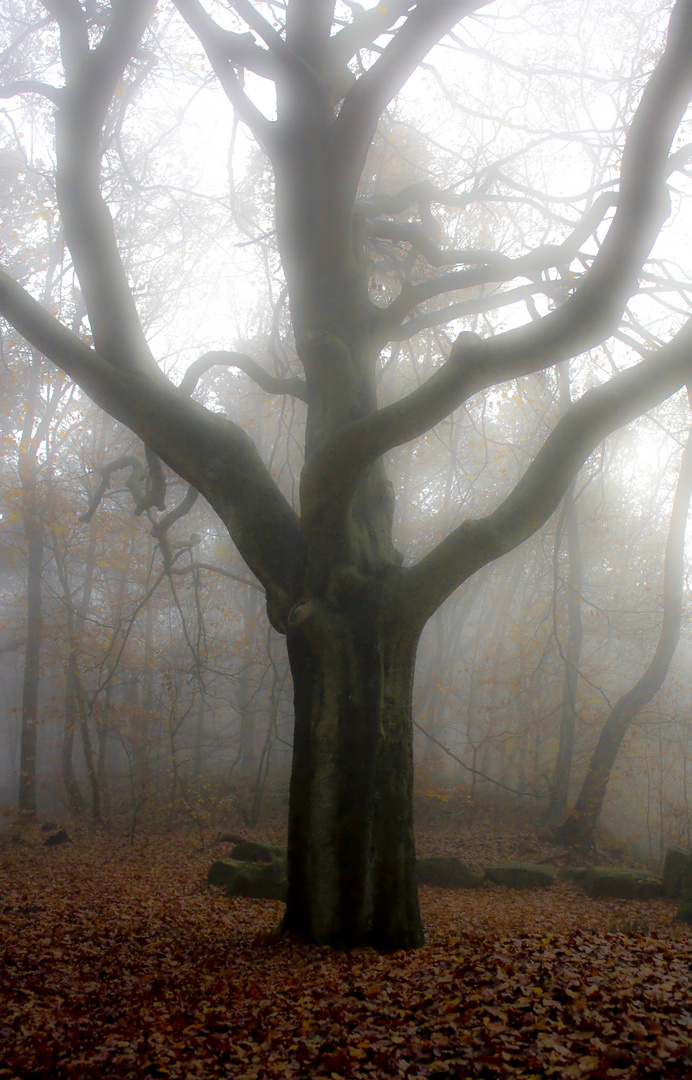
[237,586,258,777]
[96,538,134,807]
[62,618,101,820]
[16,287,65,816]
[18,494,43,815]
[193,690,205,779]
[55,520,101,819]
[546,362,584,819]
[546,480,583,818]
[74,663,101,820]
[281,592,423,950]
[555,421,692,846]
[62,669,86,814]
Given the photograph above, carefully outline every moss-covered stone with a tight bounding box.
[484,863,556,889]
[556,867,590,885]
[229,841,287,874]
[662,845,691,899]
[582,867,664,900]
[207,857,287,901]
[416,856,484,889]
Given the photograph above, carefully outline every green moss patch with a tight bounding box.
[484,863,556,889]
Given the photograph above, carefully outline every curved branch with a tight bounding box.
[151,485,199,570]
[172,0,278,147]
[79,449,166,521]
[302,1,692,539]
[0,270,306,603]
[330,0,416,67]
[171,561,264,593]
[389,283,565,340]
[0,80,62,105]
[79,454,144,522]
[402,319,692,624]
[180,350,308,402]
[374,192,616,331]
[47,0,162,377]
[555,418,692,846]
[334,0,490,191]
[151,485,199,535]
[233,0,327,103]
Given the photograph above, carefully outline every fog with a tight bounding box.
[0,0,691,873]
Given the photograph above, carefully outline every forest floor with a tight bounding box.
[1,811,691,1079]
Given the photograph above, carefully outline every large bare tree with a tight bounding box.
[2,0,692,948]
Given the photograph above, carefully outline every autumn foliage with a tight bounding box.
[2,828,691,1079]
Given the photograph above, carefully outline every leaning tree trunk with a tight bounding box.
[555,420,692,847]
[281,589,423,950]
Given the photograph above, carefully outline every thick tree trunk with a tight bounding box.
[556,422,692,847]
[281,589,423,950]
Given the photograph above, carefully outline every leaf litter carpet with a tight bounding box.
[1,831,692,1079]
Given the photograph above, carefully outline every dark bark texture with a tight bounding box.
[283,585,423,949]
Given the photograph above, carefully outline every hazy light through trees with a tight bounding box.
[0,0,691,948]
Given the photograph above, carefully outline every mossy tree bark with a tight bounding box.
[284,588,423,948]
[3,0,692,946]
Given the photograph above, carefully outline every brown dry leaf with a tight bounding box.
[1,831,692,1078]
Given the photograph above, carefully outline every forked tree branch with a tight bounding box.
[79,455,146,521]
[80,452,167,522]
[180,351,308,402]
[330,1,416,68]
[45,0,162,377]
[301,0,692,540]
[233,0,326,102]
[0,270,306,600]
[333,0,491,193]
[373,192,617,333]
[400,319,692,624]
[173,0,277,147]
[0,80,62,105]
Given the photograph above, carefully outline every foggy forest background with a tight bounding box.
[0,0,691,860]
